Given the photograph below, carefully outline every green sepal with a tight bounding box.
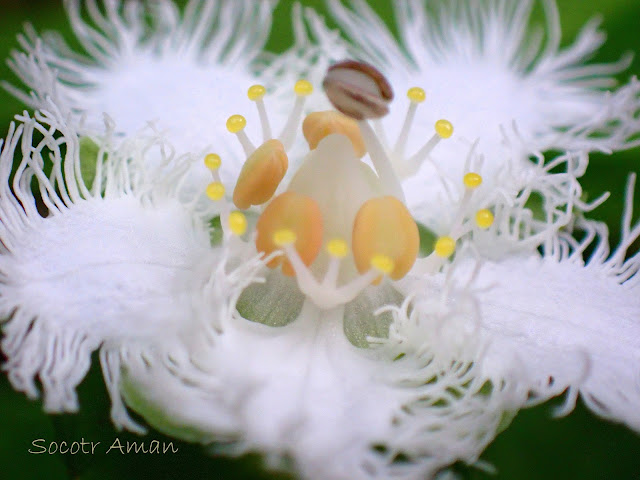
[209,216,223,246]
[78,136,101,188]
[417,221,437,257]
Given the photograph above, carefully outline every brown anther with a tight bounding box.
[302,111,367,158]
[322,60,394,120]
[233,139,288,210]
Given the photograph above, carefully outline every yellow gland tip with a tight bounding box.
[463,172,483,189]
[370,254,395,275]
[435,119,454,139]
[204,153,221,170]
[273,228,297,247]
[226,114,246,133]
[294,79,313,96]
[475,209,494,229]
[247,84,266,101]
[206,182,226,201]
[228,211,248,236]
[407,87,426,103]
[434,236,456,258]
[326,238,349,258]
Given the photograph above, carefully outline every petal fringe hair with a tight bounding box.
[0,105,226,418]
[4,0,275,119]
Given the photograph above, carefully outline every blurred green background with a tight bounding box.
[0,0,639,479]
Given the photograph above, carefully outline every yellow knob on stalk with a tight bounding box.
[228,211,248,236]
[294,80,313,96]
[204,153,221,170]
[407,87,426,103]
[326,238,349,259]
[435,119,453,139]
[463,172,483,189]
[206,182,225,201]
[226,114,246,133]
[248,84,266,101]
[434,236,456,258]
[475,209,494,229]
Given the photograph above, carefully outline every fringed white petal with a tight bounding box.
[447,184,640,430]
[473,254,640,429]
[111,273,525,480]
[326,0,640,157]
[0,107,216,415]
[4,0,283,184]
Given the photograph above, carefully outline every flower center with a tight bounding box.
[226,102,420,309]
[204,62,496,337]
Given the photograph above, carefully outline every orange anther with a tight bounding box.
[255,192,323,276]
[302,111,366,158]
[352,196,419,283]
[233,139,288,210]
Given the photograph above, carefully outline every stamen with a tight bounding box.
[273,228,297,246]
[407,87,427,103]
[203,153,232,237]
[475,209,494,229]
[394,87,426,156]
[449,171,484,238]
[279,240,384,310]
[326,238,349,258]
[294,79,314,96]
[279,80,314,150]
[323,238,349,288]
[204,153,221,171]
[203,153,227,202]
[369,253,396,285]
[228,211,248,236]
[206,181,225,201]
[255,192,323,276]
[302,111,366,158]
[226,114,255,156]
[434,236,456,258]
[352,196,419,281]
[247,84,267,100]
[408,119,454,166]
[463,172,483,189]
[226,114,247,133]
[232,139,288,210]
[370,254,395,275]
[435,119,454,139]
[248,84,272,141]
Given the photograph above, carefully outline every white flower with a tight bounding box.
[1,1,639,480]
[0,103,229,418]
